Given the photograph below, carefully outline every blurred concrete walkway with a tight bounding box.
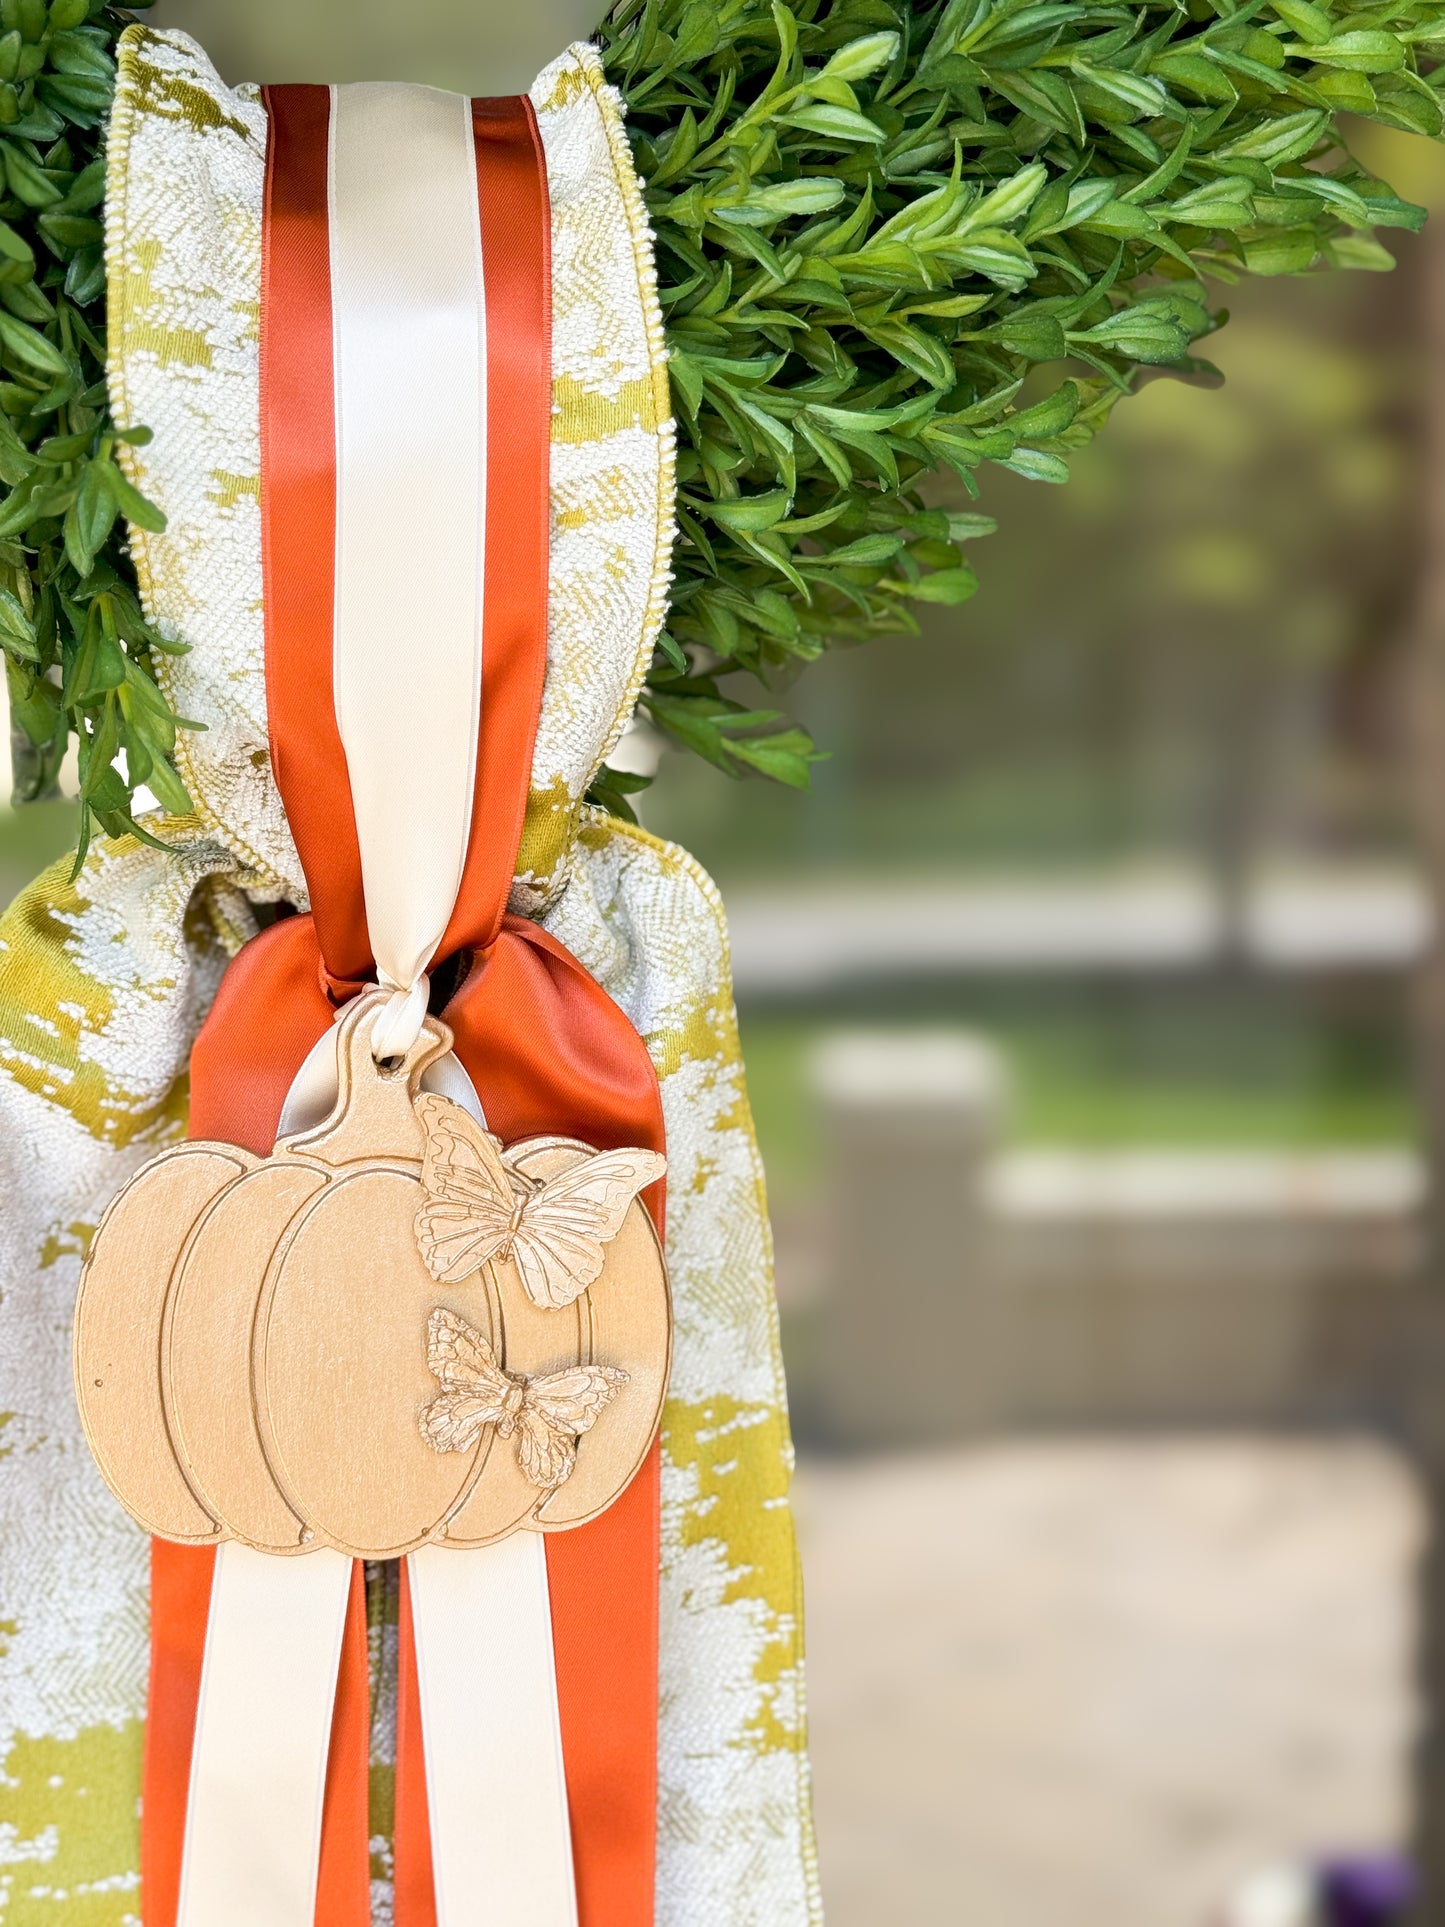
[727,869,1430,992]
[797,1438,1423,1927]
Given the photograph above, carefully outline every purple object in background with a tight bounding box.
[1320,1857,1415,1926]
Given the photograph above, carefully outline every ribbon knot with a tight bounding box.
[371,974,431,1061]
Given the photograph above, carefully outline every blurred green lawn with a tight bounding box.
[0,799,80,910]
[740,985,1418,1207]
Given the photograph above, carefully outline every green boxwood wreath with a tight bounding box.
[0,0,1441,853]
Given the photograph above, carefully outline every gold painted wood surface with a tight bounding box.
[163,1161,325,1553]
[72,989,672,1559]
[74,1144,248,1542]
[260,1164,487,1558]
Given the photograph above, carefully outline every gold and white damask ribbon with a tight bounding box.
[178,82,576,1927]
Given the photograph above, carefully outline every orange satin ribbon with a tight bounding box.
[142,84,661,1927]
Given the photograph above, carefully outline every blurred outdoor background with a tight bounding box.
[632,115,1445,1926]
[19,7,1445,1923]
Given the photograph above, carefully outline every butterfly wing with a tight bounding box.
[425,1306,509,1392]
[415,1093,520,1285]
[419,1308,513,1454]
[513,1365,629,1490]
[505,1147,667,1309]
[514,1407,578,1490]
[421,1391,505,1455]
[526,1363,630,1433]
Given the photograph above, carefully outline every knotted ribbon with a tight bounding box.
[142,81,662,1927]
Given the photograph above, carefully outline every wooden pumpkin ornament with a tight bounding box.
[74,989,671,1559]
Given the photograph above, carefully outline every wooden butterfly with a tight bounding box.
[413,1092,666,1310]
[420,1308,628,1491]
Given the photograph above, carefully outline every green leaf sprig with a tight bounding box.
[0,0,189,863]
[596,0,1440,809]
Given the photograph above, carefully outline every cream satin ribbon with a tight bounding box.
[329,81,486,1057]
[178,1547,354,1926]
[178,80,577,1927]
[410,1542,579,1927]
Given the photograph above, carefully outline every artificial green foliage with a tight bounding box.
[596,0,1442,799]
[0,0,189,861]
[0,0,1443,848]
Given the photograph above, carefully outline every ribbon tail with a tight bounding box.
[405,1541,578,1927]
[317,1559,374,1927]
[144,1542,217,1927]
[394,1557,438,1927]
[547,1445,661,1927]
[177,1546,354,1927]
[144,1544,371,1927]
